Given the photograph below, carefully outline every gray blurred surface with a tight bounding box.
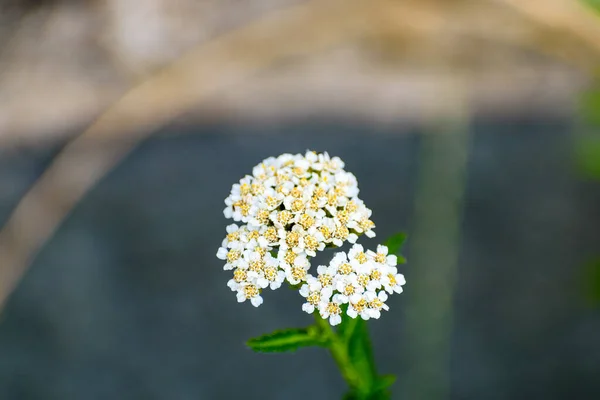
[0,120,599,399]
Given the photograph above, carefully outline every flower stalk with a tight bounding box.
[314,312,390,399]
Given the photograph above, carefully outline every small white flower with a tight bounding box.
[259,188,285,211]
[259,255,286,290]
[329,252,350,274]
[218,247,246,270]
[381,266,406,294]
[335,274,364,304]
[284,254,311,285]
[319,298,343,326]
[367,245,397,267]
[300,284,332,314]
[365,291,389,319]
[277,227,304,254]
[236,283,264,307]
[348,244,365,261]
[347,294,371,320]
[296,227,325,257]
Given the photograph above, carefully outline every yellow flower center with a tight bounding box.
[334,186,346,197]
[326,302,341,315]
[334,226,349,240]
[299,178,310,187]
[292,167,305,176]
[370,270,382,281]
[304,235,319,251]
[369,298,383,310]
[249,259,265,273]
[244,284,260,299]
[251,183,264,195]
[307,292,320,305]
[336,210,349,224]
[286,231,300,247]
[227,250,241,263]
[290,187,303,198]
[266,196,280,209]
[299,214,315,229]
[388,273,397,286]
[256,210,270,225]
[264,227,278,243]
[319,274,332,287]
[240,183,251,196]
[327,192,338,207]
[277,210,293,225]
[239,202,251,216]
[344,284,355,296]
[227,231,240,242]
[264,266,278,281]
[291,267,306,282]
[338,263,353,275]
[233,268,247,283]
[319,226,332,239]
[359,218,374,231]
[313,187,326,198]
[352,299,367,313]
[357,274,370,287]
[291,199,305,213]
[284,250,297,265]
[345,201,358,213]
[355,252,367,264]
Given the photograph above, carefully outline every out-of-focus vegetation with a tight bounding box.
[575,134,600,179]
[584,0,600,13]
[584,259,600,306]
[575,35,600,305]
[577,85,600,179]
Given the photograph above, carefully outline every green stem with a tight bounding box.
[314,314,378,398]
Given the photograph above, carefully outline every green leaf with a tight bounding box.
[373,374,396,391]
[384,232,408,263]
[343,377,395,400]
[246,327,326,353]
[346,319,377,388]
[338,305,359,341]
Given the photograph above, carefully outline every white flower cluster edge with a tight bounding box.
[216,151,405,324]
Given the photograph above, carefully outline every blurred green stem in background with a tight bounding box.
[575,76,600,308]
[401,93,470,399]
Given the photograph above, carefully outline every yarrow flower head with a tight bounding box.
[301,243,405,325]
[217,151,405,324]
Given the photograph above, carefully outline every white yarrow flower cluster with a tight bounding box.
[299,244,405,325]
[217,151,405,324]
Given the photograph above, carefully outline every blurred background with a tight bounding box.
[1,0,600,399]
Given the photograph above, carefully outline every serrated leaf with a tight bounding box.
[246,327,326,353]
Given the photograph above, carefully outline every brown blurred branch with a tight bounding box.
[1,0,600,311]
